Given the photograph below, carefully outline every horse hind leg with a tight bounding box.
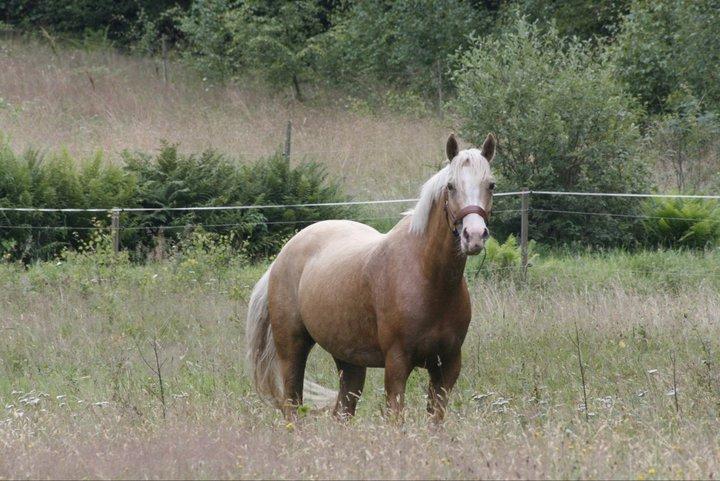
[276,332,314,421]
[333,359,366,420]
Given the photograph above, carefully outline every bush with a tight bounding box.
[121,144,347,259]
[0,139,348,261]
[466,235,537,279]
[0,142,136,261]
[452,17,650,246]
[642,198,720,249]
[508,0,631,40]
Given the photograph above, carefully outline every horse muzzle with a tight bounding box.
[460,214,489,255]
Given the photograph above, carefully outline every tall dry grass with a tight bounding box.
[0,36,448,199]
[2,249,720,478]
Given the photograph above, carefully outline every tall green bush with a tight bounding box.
[121,144,348,258]
[0,143,136,260]
[453,17,649,246]
[0,140,348,261]
[0,0,188,46]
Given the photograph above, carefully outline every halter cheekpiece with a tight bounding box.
[444,200,490,237]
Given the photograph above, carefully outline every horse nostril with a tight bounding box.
[462,228,470,241]
[482,228,490,239]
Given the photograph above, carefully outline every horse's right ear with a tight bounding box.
[446,134,459,161]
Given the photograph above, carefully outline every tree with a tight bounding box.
[453,17,649,246]
[316,0,486,107]
[611,0,720,115]
[180,0,333,99]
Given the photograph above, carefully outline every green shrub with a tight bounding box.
[466,235,537,279]
[121,144,348,259]
[453,17,649,246]
[0,139,348,261]
[0,0,187,46]
[0,142,136,261]
[508,0,630,40]
[642,89,720,192]
[642,198,720,249]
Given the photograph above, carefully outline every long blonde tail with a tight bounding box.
[245,264,337,409]
[245,265,283,407]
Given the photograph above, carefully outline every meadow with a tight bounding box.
[3,31,720,480]
[2,243,720,479]
[0,36,445,200]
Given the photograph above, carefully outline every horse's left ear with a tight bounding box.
[446,134,459,161]
[482,133,496,162]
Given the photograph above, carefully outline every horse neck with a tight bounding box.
[416,200,467,286]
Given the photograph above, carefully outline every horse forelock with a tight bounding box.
[408,148,492,235]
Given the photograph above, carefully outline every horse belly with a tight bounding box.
[298,257,384,367]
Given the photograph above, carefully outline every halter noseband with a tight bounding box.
[444,201,490,237]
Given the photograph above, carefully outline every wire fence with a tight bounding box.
[2,189,719,277]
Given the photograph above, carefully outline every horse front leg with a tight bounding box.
[384,348,413,423]
[426,352,461,424]
[333,359,366,420]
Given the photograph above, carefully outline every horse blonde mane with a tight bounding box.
[409,148,491,235]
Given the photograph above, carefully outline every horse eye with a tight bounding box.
[447,182,455,192]
[489,182,496,191]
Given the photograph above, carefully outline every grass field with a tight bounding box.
[2,245,720,479]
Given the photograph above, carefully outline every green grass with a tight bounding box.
[2,247,720,478]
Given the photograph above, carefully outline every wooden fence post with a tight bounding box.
[111,208,120,254]
[520,188,530,279]
[161,35,169,84]
[284,120,292,162]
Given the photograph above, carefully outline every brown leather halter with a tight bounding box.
[444,200,490,237]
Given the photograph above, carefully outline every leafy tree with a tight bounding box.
[611,0,720,115]
[180,0,335,98]
[0,0,189,45]
[643,89,720,192]
[316,0,485,106]
[453,17,649,246]
[509,0,631,39]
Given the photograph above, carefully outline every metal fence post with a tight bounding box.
[111,208,120,254]
[520,188,530,279]
[284,120,292,162]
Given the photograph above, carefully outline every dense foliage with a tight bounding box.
[3,0,720,250]
[0,141,347,261]
[642,198,720,249]
[453,19,649,246]
[611,0,720,116]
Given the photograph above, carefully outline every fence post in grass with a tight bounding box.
[284,120,292,162]
[111,208,120,254]
[161,35,169,84]
[520,187,530,279]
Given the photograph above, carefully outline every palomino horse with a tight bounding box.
[246,133,496,422]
